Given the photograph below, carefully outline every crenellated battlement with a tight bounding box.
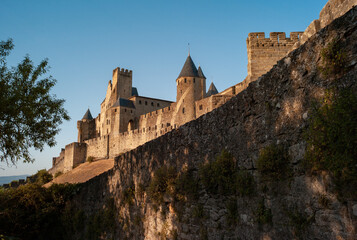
[112,67,133,77]
[247,32,303,47]
[247,31,304,82]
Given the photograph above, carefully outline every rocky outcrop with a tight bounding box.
[70,6,357,240]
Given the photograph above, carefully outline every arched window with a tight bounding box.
[182,108,185,113]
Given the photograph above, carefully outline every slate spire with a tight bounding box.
[206,82,218,97]
[178,55,199,79]
[82,109,93,120]
[197,66,206,79]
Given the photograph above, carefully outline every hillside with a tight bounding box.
[62,6,357,240]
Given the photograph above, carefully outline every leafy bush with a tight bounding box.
[255,199,272,225]
[175,168,199,201]
[122,185,135,206]
[199,150,236,195]
[87,156,94,163]
[304,88,357,198]
[287,208,314,238]
[0,183,78,240]
[199,150,256,196]
[147,166,177,206]
[54,171,63,178]
[32,169,53,185]
[257,144,290,181]
[226,198,239,225]
[320,38,347,77]
[192,203,205,219]
[235,170,255,196]
[85,198,116,240]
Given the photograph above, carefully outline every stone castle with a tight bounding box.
[49,0,357,175]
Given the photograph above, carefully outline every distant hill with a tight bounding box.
[0,175,28,186]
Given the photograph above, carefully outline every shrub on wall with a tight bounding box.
[147,166,177,206]
[199,150,256,196]
[257,143,290,181]
[319,38,347,77]
[199,150,236,195]
[87,156,94,163]
[304,88,357,198]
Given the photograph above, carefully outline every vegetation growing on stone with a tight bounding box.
[175,168,200,201]
[320,38,347,77]
[199,150,237,195]
[304,88,357,198]
[87,156,94,163]
[225,198,239,225]
[287,207,315,238]
[255,199,272,225]
[85,198,116,240]
[147,165,177,206]
[257,143,290,181]
[54,171,63,178]
[122,185,135,206]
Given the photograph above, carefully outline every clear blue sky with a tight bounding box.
[0,0,327,176]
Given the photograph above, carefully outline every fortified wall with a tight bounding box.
[50,0,357,176]
[246,32,303,82]
[68,6,357,239]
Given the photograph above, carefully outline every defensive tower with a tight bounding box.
[176,54,206,124]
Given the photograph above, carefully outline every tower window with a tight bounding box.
[199,105,203,110]
[139,100,142,104]
[157,103,160,107]
[184,78,187,83]
[182,108,185,113]
[145,101,148,105]
[151,102,154,106]
[125,109,127,112]
[193,78,195,83]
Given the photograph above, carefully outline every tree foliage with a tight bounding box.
[0,39,70,165]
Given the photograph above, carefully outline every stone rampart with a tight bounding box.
[70,7,357,239]
[247,32,303,82]
[85,135,108,160]
[299,0,357,45]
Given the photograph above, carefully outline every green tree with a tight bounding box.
[0,39,70,165]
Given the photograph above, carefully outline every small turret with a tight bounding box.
[77,108,96,142]
[177,54,199,78]
[176,54,206,125]
[198,66,206,79]
[206,82,218,97]
[82,109,93,120]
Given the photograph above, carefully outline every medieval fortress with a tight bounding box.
[49,0,357,175]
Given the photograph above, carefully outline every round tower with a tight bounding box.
[176,54,206,124]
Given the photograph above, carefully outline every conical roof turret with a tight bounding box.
[206,82,218,97]
[178,54,199,79]
[82,109,93,120]
[197,66,206,79]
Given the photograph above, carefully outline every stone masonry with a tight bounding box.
[68,6,357,239]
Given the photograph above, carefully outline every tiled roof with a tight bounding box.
[206,82,218,97]
[82,109,93,120]
[112,98,136,109]
[178,55,199,78]
[132,87,139,96]
[198,66,206,79]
